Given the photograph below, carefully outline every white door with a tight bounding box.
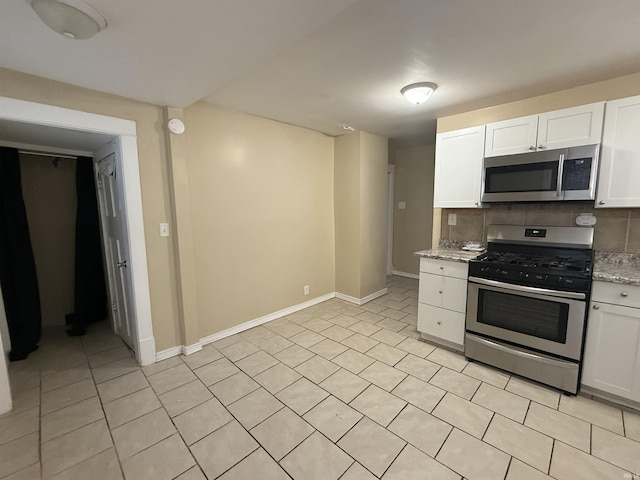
[386,165,395,275]
[94,142,136,349]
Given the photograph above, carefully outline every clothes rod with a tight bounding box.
[18,150,78,160]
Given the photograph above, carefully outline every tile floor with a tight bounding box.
[2,276,640,480]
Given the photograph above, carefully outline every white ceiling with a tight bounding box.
[2,0,640,141]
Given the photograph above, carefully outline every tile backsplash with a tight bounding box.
[440,203,640,253]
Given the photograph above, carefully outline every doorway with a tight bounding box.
[0,96,155,413]
[386,164,395,275]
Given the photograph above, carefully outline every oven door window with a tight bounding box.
[478,289,569,343]
[485,161,558,193]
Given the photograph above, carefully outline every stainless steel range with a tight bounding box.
[465,225,594,394]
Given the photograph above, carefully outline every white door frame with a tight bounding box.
[386,164,395,276]
[0,97,156,368]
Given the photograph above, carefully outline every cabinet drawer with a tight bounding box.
[419,273,467,313]
[418,303,465,346]
[420,258,468,279]
[591,281,640,309]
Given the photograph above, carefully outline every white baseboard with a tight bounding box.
[155,292,336,361]
[336,287,388,306]
[392,270,419,279]
[183,343,203,356]
[155,346,182,362]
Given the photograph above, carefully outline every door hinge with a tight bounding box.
[112,303,117,312]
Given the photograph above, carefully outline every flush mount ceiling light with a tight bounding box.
[401,82,438,105]
[340,124,356,131]
[31,0,107,39]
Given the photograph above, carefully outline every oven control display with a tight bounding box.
[525,228,547,238]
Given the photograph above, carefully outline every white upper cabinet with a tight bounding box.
[434,126,485,208]
[596,95,640,208]
[537,102,605,151]
[484,102,605,157]
[484,115,538,157]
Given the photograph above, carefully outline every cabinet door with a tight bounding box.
[434,126,485,208]
[537,102,604,151]
[484,115,538,157]
[582,301,640,401]
[596,95,640,208]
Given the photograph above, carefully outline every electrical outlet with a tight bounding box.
[398,201,406,210]
[304,285,310,295]
[448,213,457,226]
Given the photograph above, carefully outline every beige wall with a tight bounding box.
[184,102,336,337]
[438,71,640,133]
[335,132,388,299]
[392,145,435,275]
[20,154,77,327]
[334,133,362,298]
[0,68,181,351]
[1,67,390,353]
[435,71,640,252]
[359,132,388,297]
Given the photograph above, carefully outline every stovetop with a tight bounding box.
[468,225,595,293]
[469,247,593,293]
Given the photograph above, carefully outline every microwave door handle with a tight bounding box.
[556,153,565,197]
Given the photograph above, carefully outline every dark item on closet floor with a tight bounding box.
[0,147,42,361]
[66,158,108,337]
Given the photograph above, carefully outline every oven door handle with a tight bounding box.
[468,276,586,300]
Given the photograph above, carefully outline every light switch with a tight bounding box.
[448,213,457,226]
[398,201,406,210]
[160,223,170,237]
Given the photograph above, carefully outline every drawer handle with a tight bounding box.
[438,290,443,294]
[437,321,442,325]
[621,292,629,297]
[440,266,444,270]
[593,305,599,310]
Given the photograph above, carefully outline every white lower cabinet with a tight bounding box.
[417,258,468,350]
[582,281,640,402]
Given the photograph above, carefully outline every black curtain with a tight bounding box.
[66,158,107,335]
[0,147,42,361]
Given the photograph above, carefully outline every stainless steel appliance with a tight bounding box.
[465,225,594,394]
[481,144,600,203]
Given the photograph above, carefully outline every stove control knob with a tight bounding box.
[593,305,600,310]
[480,267,490,273]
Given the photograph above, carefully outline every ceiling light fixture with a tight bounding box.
[31,0,107,40]
[340,124,356,131]
[401,82,438,105]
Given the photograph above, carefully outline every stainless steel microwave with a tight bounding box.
[481,144,600,203]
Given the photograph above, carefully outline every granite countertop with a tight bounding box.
[593,252,640,286]
[414,248,483,263]
[413,243,640,285]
